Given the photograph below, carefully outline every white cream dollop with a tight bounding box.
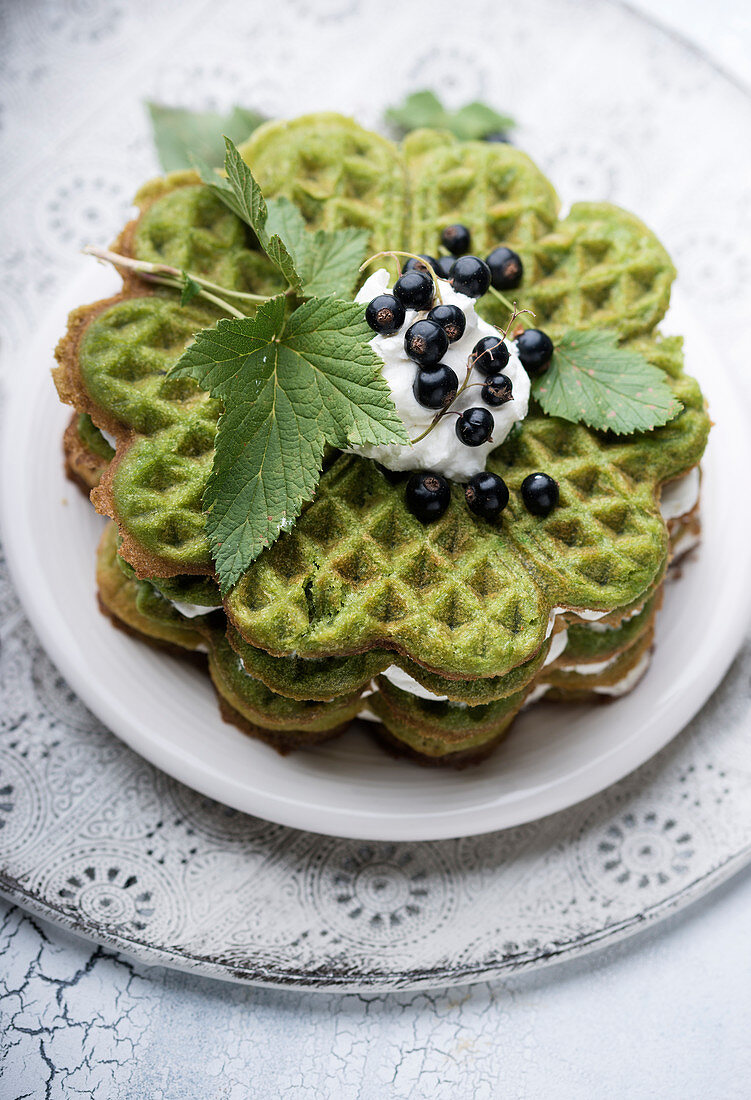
[351,270,530,481]
[545,628,569,665]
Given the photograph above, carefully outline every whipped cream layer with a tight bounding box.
[525,651,652,705]
[170,599,222,619]
[379,626,569,703]
[659,467,700,521]
[352,270,530,481]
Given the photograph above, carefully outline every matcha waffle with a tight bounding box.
[95,522,538,763]
[54,112,709,766]
[97,516,661,762]
[96,523,364,752]
[367,678,529,764]
[542,626,656,703]
[63,412,114,492]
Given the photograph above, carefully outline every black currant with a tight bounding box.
[485,132,510,144]
[516,329,554,376]
[521,472,559,516]
[470,335,510,376]
[405,471,451,523]
[413,364,459,410]
[434,255,456,279]
[404,254,438,276]
[393,270,434,310]
[486,246,523,290]
[450,255,491,298]
[427,303,466,343]
[481,373,514,406]
[365,293,406,335]
[455,407,495,447]
[404,319,449,366]
[441,224,471,256]
[465,471,509,520]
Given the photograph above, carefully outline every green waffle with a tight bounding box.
[100,521,534,760]
[226,615,554,704]
[63,412,114,492]
[238,114,409,255]
[97,524,364,749]
[404,129,559,263]
[131,181,285,301]
[560,591,659,664]
[97,517,660,761]
[97,522,208,652]
[543,623,655,701]
[54,112,710,762]
[368,676,528,761]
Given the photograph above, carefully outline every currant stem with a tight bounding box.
[360,250,444,304]
[188,276,271,303]
[83,246,271,315]
[487,285,516,312]
[410,411,446,446]
[140,273,246,318]
[487,286,536,340]
[409,302,528,446]
[409,356,474,445]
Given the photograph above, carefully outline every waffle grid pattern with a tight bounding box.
[54,113,711,760]
[133,183,286,298]
[238,114,409,254]
[226,456,550,677]
[514,203,676,341]
[405,133,559,263]
[98,523,659,759]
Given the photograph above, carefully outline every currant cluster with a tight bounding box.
[400,224,524,299]
[363,226,558,527]
[376,225,555,378]
[365,277,515,451]
[405,469,560,524]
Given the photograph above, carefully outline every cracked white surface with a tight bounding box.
[3,883,751,1098]
[2,0,751,1094]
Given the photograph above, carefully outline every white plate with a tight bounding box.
[2,265,750,841]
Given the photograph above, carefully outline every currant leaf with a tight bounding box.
[146,102,266,172]
[533,329,682,434]
[170,296,408,592]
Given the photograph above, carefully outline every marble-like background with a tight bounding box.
[2,0,750,1095]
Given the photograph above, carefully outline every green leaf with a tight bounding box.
[146,102,265,172]
[297,227,371,299]
[221,136,271,242]
[386,91,446,132]
[195,139,267,242]
[196,141,368,300]
[533,329,683,435]
[196,139,302,289]
[170,296,408,592]
[386,90,514,140]
[451,101,516,141]
[265,233,302,290]
[265,196,308,254]
[179,270,201,306]
[266,198,369,298]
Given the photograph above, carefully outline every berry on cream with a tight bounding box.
[352,269,530,481]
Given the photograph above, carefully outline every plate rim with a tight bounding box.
[2,837,751,991]
[2,268,751,842]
